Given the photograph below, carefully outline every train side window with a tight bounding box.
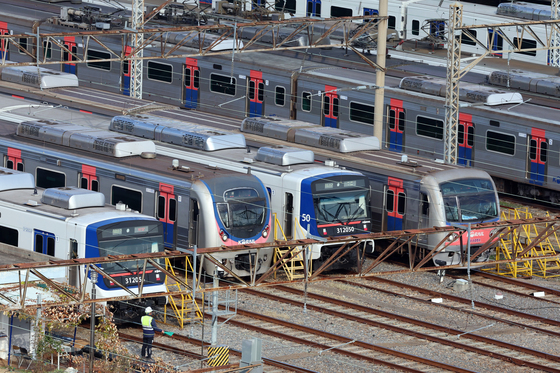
[18,38,27,54]
[43,41,52,59]
[91,179,99,192]
[194,69,200,88]
[388,16,396,30]
[0,225,18,246]
[467,125,474,146]
[332,97,339,118]
[486,130,515,155]
[420,193,429,216]
[148,61,173,83]
[157,195,166,219]
[323,95,330,115]
[398,111,405,131]
[489,120,500,127]
[458,29,477,46]
[385,189,394,212]
[36,168,65,188]
[513,37,537,56]
[302,91,312,112]
[350,102,374,124]
[111,185,142,212]
[185,68,191,86]
[258,82,264,102]
[80,177,88,189]
[210,73,236,96]
[331,6,352,17]
[458,124,465,145]
[541,141,547,162]
[86,49,111,71]
[412,20,420,36]
[416,116,443,139]
[397,192,406,215]
[169,198,177,222]
[248,80,255,100]
[275,86,285,106]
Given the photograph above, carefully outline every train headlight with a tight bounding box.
[220,229,228,242]
[447,232,459,242]
[490,228,500,237]
[262,224,270,238]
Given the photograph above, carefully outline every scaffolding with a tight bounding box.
[273,214,310,281]
[164,257,203,328]
[485,208,560,278]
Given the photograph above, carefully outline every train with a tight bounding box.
[0,115,274,278]
[0,166,167,322]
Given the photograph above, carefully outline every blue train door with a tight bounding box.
[123,46,131,96]
[458,113,474,166]
[248,70,264,117]
[80,165,99,192]
[488,28,503,57]
[386,177,405,231]
[34,230,55,257]
[63,36,77,74]
[323,85,339,128]
[306,0,321,17]
[6,147,23,171]
[0,22,8,61]
[363,8,378,22]
[158,183,177,249]
[183,58,199,109]
[528,129,547,186]
[388,98,404,152]
[252,0,265,9]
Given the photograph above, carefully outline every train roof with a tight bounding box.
[497,2,551,21]
[488,69,560,97]
[0,64,79,89]
[399,76,523,105]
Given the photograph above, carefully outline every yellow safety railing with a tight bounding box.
[273,213,311,280]
[486,207,560,278]
[164,256,203,328]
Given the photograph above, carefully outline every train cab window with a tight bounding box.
[111,185,142,212]
[43,41,52,59]
[210,73,236,96]
[416,116,443,139]
[302,91,312,112]
[412,20,420,36]
[386,190,394,212]
[36,168,65,188]
[388,16,396,30]
[0,225,18,246]
[86,49,111,71]
[18,38,27,54]
[513,37,537,56]
[148,61,173,83]
[350,102,374,124]
[331,6,352,17]
[275,86,285,106]
[486,130,515,155]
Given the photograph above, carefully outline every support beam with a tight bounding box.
[373,0,387,143]
[552,0,560,67]
[131,0,144,99]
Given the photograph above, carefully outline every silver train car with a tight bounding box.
[0,64,78,89]
[0,167,166,322]
[110,114,375,271]
[1,118,273,278]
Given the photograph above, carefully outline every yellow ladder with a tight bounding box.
[164,256,203,328]
[273,214,310,280]
[531,211,560,278]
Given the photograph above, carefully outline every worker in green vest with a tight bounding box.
[141,306,162,361]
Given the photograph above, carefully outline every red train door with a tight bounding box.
[63,36,77,74]
[0,22,9,61]
[123,46,131,96]
[528,128,547,186]
[248,70,264,117]
[386,177,405,231]
[323,85,339,128]
[158,183,177,249]
[458,113,474,166]
[80,165,99,192]
[183,58,199,109]
[6,147,23,171]
[387,98,404,152]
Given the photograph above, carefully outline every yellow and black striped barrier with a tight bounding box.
[208,345,229,367]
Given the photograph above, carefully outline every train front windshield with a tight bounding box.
[217,188,268,239]
[441,178,498,223]
[97,220,164,273]
[313,176,370,225]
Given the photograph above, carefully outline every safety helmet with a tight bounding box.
[145,306,153,314]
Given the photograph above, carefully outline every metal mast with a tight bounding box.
[131,0,144,98]
[552,0,560,67]
[373,0,387,142]
[444,2,463,165]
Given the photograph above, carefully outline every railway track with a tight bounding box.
[237,285,560,372]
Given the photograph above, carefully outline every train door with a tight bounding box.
[322,85,339,128]
[34,229,55,257]
[157,183,177,249]
[63,36,77,74]
[527,129,547,186]
[122,46,131,96]
[458,113,474,166]
[387,99,404,152]
[6,147,23,171]
[247,70,264,117]
[386,177,405,231]
[488,28,503,57]
[183,58,199,109]
[306,0,321,17]
[0,22,9,60]
[188,198,199,247]
[80,165,99,191]
[363,8,378,22]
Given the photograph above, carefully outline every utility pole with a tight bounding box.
[444,2,462,165]
[131,0,144,98]
[373,0,387,143]
[89,270,98,373]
